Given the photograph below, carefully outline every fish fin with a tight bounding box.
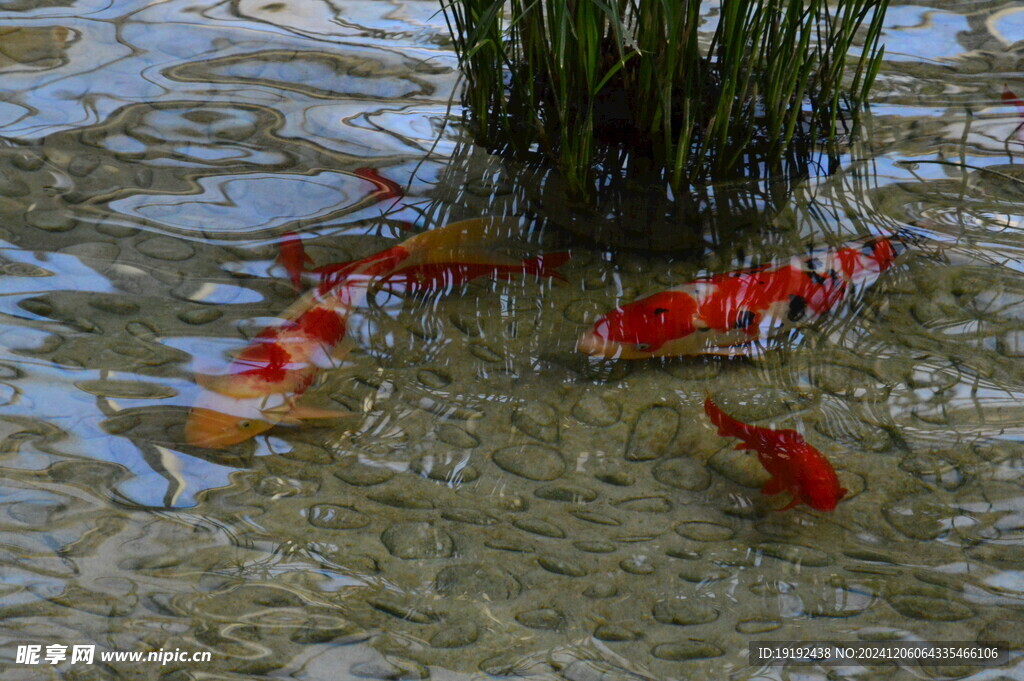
[402,217,523,254]
[521,252,570,282]
[774,496,800,512]
[761,477,786,496]
[704,396,759,447]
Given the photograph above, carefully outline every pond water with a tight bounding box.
[0,1,1022,680]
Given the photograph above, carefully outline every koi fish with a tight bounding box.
[577,234,907,359]
[185,217,567,449]
[276,231,313,291]
[703,397,847,511]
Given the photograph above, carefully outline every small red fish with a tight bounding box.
[578,234,907,359]
[276,232,313,291]
[703,397,847,511]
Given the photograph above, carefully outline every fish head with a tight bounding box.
[577,291,699,359]
[184,406,274,449]
[793,446,848,511]
[801,481,848,512]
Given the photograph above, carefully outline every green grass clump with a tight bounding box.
[441,0,888,199]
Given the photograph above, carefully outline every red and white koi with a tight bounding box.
[704,396,847,511]
[577,234,908,359]
[185,217,568,448]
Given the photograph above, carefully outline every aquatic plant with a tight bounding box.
[441,0,888,198]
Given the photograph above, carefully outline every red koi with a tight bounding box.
[577,235,906,359]
[276,231,313,291]
[186,217,565,449]
[703,397,847,511]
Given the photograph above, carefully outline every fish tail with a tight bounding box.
[521,252,570,282]
[703,396,761,448]
[315,246,410,293]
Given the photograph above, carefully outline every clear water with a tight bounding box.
[0,1,1022,680]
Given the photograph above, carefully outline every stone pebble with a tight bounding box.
[434,564,520,600]
[135,235,195,261]
[434,424,479,448]
[625,405,679,461]
[570,510,620,526]
[535,484,597,503]
[512,402,559,442]
[650,641,723,661]
[886,593,975,621]
[735,618,781,634]
[594,624,640,641]
[652,598,719,625]
[571,392,621,426]
[306,504,370,530]
[515,607,564,630]
[334,460,396,487]
[368,489,435,510]
[675,521,734,542]
[440,508,498,526]
[574,540,616,553]
[492,444,565,481]
[380,522,454,559]
[512,517,565,539]
[583,583,617,599]
[882,493,951,540]
[416,369,451,389]
[653,457,712,491]
[707,445,768,489]
[619,556,656,575]
[468,342,503,362]
[537,555,588,577]
[756,542,832,567]
[613,496,673,513]
[429,623,479,648]
[26,209,76,232]
[410,455,479,484]
[679,561,729,581]
[178,308,223,325]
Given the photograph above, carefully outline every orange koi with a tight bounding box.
[577,234,907,359]
[185,217,566,449]
[703,397,847,511]
[276,231,313,291]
